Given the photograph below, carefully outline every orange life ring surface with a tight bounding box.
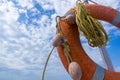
[56,4,120,80]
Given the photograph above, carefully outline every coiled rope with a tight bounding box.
[76,1,108,47]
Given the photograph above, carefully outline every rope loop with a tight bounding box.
[76,1,108,47]
[55,16,72,62]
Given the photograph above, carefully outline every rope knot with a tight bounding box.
[52,34,64,47]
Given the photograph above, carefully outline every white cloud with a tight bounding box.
[36,0,76,15]
[19,9,27,13]
[0,1,19,24]
[116,66,120,72]
[39,15,49,25]
[16,0,34,9]
[0,0,57,74]
[114,29,120,36]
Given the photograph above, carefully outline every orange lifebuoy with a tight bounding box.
[56,4,120,80]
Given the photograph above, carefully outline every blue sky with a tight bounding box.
[0,0,120,80]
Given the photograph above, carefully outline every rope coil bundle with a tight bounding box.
[76,1,108,47]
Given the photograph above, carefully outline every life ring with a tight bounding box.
[56,4,120,80]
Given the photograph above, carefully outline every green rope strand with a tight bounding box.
[76,1,108,47]
[42,47,55,80]
[56,16,72,62]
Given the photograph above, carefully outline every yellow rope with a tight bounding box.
[76,1,108,47]
[42,47,55,80]
[56,16,72,62]
[42,16,72,80]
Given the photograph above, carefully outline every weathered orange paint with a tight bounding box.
[56,4,120,80]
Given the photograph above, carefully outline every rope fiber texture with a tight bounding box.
[56,16,72,62]
[76,1,108,47]
[42,47,55,80]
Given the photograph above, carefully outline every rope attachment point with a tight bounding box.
[52,34,64,47]
[56,16,72,63]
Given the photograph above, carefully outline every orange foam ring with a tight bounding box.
[56,4,120,80]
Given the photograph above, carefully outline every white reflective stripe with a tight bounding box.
[65,12,74,17]
[64,11,71,16]
[99,46,114,71]
[83,0,89,4]
[92,65,104,80]
[111,11,120,26]
[64,10,75,16]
